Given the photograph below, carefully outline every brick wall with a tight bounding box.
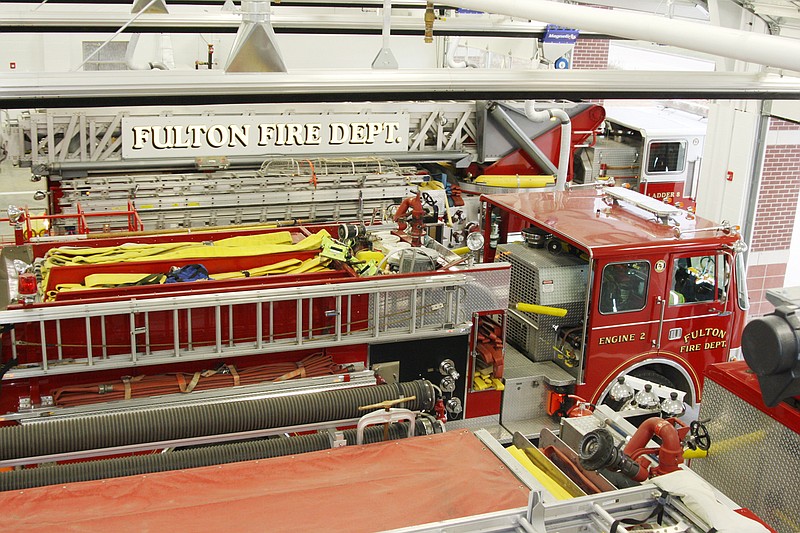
[746,117,800,317]
[768,118,800,131]
[751,145,800,252]
[572,39,609,70]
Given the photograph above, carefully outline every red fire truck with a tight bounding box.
[0,183,747,438]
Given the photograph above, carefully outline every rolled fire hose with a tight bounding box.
[0,380,435,461]
[0,420,439,492]
[516,302,568,317]
[474,175,555,188]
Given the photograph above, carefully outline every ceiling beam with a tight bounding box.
[2,69,799,108]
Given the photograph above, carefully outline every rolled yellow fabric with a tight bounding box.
[474,175,555,188]
[516,302,568,317]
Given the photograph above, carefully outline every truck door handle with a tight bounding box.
[654,296,666,349]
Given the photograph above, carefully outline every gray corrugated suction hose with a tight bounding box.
[0,380,434,461]
[0,420,440,492]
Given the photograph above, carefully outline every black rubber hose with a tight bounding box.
[0,380,435,461]
[0,420,439,492]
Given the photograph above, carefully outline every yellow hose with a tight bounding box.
[516,302,568,317]
[506,446,573,500]
[474,175,555,188]
[684,429,766,460]
[683,449,708,459]
[451,246,471,256]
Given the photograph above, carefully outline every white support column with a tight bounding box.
[695,102,762,229]
[696,0,770,239]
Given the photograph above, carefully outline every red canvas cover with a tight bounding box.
[2,429,529,532]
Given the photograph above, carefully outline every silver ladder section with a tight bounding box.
[52,157,418,231]
[0,269,512,380]
[10,102,478,168]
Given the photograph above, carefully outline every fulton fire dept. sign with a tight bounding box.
[121,113,410,158]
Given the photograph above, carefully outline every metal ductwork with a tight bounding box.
[131,0,169,15]
[225,0,287,73]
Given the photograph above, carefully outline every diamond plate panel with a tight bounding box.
[368,287,449,333]
[502,374,552,423]
[691,379,800,533]
[365,265,510,334]
[462,265,511,315]
[587,138,641,180]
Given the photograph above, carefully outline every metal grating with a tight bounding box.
[82,41,128,71]
[366,265,510,333]
[497,242,587,314]
[690,379,799,533]
[506,304,584,363]
[497,242,586,364]
[507,309,539,360]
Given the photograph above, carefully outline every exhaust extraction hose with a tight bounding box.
[0,420,438,492]
[0,380,435,461]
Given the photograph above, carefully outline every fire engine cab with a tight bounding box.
[573,105,706,210]
[482,184,748,420]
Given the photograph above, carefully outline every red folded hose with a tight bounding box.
[52,352,342,407]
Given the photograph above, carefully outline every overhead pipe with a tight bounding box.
[444,0,800,73]
[487,102,558,176]
[445,36,467,68]
[40,151,471,177]
[125,34,168,71]
[524,101,571,191]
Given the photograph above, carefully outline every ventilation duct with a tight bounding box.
[126,34,169,71]
[225,0,287,73]
[131,0,168,15]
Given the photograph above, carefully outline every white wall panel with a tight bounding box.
[695,102,759,227]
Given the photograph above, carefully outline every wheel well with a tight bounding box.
[629,363,695,407]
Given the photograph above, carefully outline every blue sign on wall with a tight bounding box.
[543,25,580,44]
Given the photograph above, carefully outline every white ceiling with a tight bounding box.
[577,0,800,37]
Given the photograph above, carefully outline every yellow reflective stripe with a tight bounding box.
[83,273,164,287]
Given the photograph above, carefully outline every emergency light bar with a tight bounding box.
[605,186,681,223]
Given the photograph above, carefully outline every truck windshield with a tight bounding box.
[599,261,650,314]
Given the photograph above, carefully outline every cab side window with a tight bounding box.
[600,261,650,314]
[670,255,719,305]
[647,141,686,174]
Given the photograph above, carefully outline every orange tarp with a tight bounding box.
[2,429,529,532]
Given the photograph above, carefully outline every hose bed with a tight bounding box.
[0,380,435,461]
